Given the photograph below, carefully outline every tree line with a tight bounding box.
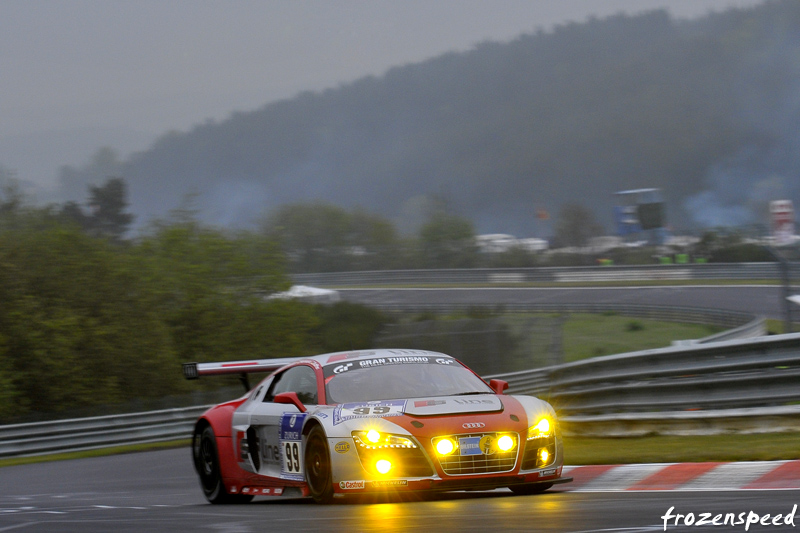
[0,177,774,422]
[0,180,387,423]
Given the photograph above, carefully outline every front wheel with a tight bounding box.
[304,425,334,504]
[193,425,253,504]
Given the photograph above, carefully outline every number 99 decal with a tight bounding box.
[280,412,308,481]
[283,441,303,475]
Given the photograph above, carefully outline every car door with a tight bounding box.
[247,364,320,480]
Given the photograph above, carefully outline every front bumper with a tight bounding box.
[331,433,569,495]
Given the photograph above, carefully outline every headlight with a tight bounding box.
[352,430,417,449]
[351,431,432,477]
[496,434,516,452]
[434,437,457,456]
[527,417,553,440]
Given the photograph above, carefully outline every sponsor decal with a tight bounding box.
[357,356,430,369]
[333,363,354,374]
[462,422,485,429]
[458,436,483,456]
[435,358,455,365]
[333,399,406,425]
[453,398,495,405]
[371,479,409,488]
[479,435,497,455]
[279,413,308,481]
[339,480,366,490]
[539,468,557,478]
[415,399,447,408]
[334,441,351,454]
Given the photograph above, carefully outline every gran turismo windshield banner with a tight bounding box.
[324,354,456,378]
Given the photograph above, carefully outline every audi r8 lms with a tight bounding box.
[183,349,570,504]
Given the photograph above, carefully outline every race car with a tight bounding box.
[183,349,571,504]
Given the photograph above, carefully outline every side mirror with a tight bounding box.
[489,379,509,395]
[273,391,307,413]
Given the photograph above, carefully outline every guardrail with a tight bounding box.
[0,406,207,459]
[2,331,794,458]
[293,262,800,286]
[484,331,800,436]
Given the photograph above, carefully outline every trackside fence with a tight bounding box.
[2,331,798,457]
[292,262,800,286]
[0,406,207,459]
[484,331,800,436]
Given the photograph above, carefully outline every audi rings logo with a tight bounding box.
[462,422,485,429]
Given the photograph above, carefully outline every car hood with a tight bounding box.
[402,395,504,416]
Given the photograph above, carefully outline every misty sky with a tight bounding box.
[1,0,766,188]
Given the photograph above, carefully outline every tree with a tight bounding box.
[134,217,298,365]
[418,211,478,268]
[86,177,134,239]
[552,203,605,248]
[0,222,177,418]
[263,203,400,272]
[0,166,23,218]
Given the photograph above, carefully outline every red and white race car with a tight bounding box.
[183,349,570,503]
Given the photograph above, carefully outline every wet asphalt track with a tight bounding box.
[1,449,798,533]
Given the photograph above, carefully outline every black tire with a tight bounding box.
[510,482,554,495]
[193,425,254,504]
[304,425,334,504]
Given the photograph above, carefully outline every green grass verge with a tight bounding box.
[0,439,190,468]
[562,314,723,362]
[564,432,800,464]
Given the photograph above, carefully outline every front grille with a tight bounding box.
[435,433,518,476]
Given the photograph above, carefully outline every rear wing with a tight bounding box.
[182,357,301,390]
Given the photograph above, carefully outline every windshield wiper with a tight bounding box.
[453,391,489,396]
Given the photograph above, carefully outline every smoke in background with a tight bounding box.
[685,17,800,230]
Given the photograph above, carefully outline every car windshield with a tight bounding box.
[324,355,492,404]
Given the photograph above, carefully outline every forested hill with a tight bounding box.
[58,0,800,235]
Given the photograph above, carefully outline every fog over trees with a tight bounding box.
[53,0,800,237]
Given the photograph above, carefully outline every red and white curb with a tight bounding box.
[560,460,800,491]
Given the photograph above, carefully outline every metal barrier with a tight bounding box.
[293,263,800,286]
[3,332,797,458]
[484,332,800,436]
[0,406,207,458]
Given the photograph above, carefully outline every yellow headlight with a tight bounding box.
[497,434,516,452]
[366,429,381,444]
[528,417,552,440]
[536,418,550,434]
[435,438,456,456]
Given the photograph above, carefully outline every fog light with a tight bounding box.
[497,435,515,452]
[375,459,392,474]
[435,438,456,456]
[539,448,549,464]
